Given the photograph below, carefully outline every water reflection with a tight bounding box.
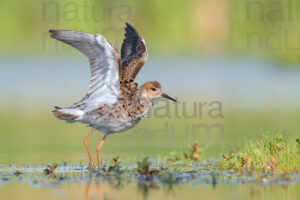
[84,182,104,200]
[83,176,159,199]
[0,164,300,200]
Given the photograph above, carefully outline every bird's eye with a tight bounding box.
[151,88,156,91]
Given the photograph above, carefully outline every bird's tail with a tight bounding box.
[52,106,84,123]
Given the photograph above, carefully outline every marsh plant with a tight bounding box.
[166,143,203,164]
[44,163,58,176]
[218,135,300,174]
[184,143,203,161]
[103,156,124,176]
[43,163,64,180]
[136,157,160,179]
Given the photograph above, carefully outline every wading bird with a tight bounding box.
[50,23,176,171]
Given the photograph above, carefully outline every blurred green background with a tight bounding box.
[2,0,300,62]
[1,0,300,165]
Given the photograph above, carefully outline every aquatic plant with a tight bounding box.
[136,157,160,179]
[166,143,203,164]
[218,135,300,174]
[103,156,124,175]
[184,143,202,161]
[43,163,65,180]
[13,170,23,176]
[44,163,58,176]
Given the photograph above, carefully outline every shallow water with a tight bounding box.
[1,163,299,200]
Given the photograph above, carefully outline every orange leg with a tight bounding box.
[96,136,106,171]
[84,129,94,168]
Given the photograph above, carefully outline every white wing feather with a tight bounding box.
[49,30,121,111]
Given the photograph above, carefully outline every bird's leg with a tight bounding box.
[84,129,94,168]
[96,136,106,171]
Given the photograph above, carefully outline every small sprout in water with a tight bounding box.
[184,143,202,161]
[14,170,23,176]
[44,163,58,177]
[136,157,160,179]
[112,156,120,167]
[136,157,150,176]
[103,156,124,175]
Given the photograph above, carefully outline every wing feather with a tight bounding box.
[120,23,148,80]
[49,30,122,111]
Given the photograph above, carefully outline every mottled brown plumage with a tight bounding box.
[50,23,176,171]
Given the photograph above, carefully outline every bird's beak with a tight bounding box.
[161,93,177,102]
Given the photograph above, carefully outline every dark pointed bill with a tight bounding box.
[162,93,177,102]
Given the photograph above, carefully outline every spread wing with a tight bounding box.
[49,30,122,111]
[120,23,148,81]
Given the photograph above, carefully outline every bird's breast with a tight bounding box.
[88,100,152,134]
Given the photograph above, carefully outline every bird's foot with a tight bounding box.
[88,160,94,170]
[97,162,102,173]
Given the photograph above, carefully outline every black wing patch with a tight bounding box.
[121,22,147,67]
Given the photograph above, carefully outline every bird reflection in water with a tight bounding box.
[84,182,104,200]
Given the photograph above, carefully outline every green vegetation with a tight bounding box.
[32,134,300,185]
[1,106,300,165]
[43,163,58,176]
[2,0,300,63]
[136,157,160,178]
[103,156,125,175]
[0,134,299,200]
[183,143,202,161]
[218,135,300,174]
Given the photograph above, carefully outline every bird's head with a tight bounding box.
[140,81,177,102]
